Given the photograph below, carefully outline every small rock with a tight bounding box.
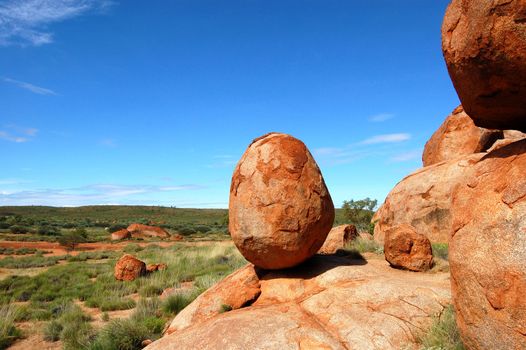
[141,339,153,347]
[114,254,147,281]
[318,224,358,254]
[384,224,433,272]
[110,229,131,241]
[146,263,167,273]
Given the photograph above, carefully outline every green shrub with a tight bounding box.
[88,318,149,350]
[9,225,28,234]
[43,320,63,341]
[418,305,465,350]
[107,224,127,233]
[344,237,383,255]
[123,244,143,254]
[162,292,197,315]
[138,285,164,297]
[432,243,449,260]
[0,304,22,349]
[101,312,110,322]
[37,225,61,236]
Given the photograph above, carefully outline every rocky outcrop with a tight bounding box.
[442,0,526,131]
[229,132,335,270]
[146,263,167,273]
[114,254,146,281]
[450,140,526,350]
[384,224,433,272]
[166,264,261,334]
[422,106,502,166]
[127,224,170,239]
[373,153,484,244]
[110,229,131,241]
[318,224,358,254]
[147,255,451,350]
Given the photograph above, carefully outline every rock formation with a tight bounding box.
[318,224,358,254]
[114,254,146,281]
[127,223,170,239]
[146,263,167,273]
[450,140,526,349]
[384,224,433,272]
[110,229,131,241]
[442,0,526,131]
[229,132,335,270]
[373,153,483,244]
[147,255,451,350]
[422,105,502,167]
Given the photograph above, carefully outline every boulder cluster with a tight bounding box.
[114,254,167,281]
[374,1,526,348]
[110,223,182,241]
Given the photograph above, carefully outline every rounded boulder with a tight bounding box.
[229,133,334,270]
[442,0,526,131]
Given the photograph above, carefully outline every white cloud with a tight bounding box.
[390,150,421,162]
[360,133,411,145]
[0,125,38,143]
[0,182,205,206]
[0,0,113,46]
[368,113,394,123]
[3,77,57,95]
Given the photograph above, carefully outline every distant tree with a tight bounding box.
[342,198,378,232]
[9,225,28,234]
[58,228,87,251]
[37,225,61,236]
[107,224,127,233]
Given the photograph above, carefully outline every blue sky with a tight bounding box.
[0,0,458,208]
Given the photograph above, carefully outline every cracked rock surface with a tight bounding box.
[450,139,526,350]
[147,254,451,350]
[229,132,335,270]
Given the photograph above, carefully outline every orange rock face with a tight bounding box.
[127,223,170,239]
[450,139,526,350]
[373,153,484,244]
[166,264,261,334]
[110,229,131,241]
[146,263,167,273]
[318,224,358,254]
[384,224,433,272]
[422,106,502,167]
[147,255,451,350]
[442,0,526,131]
[114,254,146,281]
[229,133,335,270]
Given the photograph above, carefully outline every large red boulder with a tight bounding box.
[373,153,484,244]
[384,224,433,272]
[422,105,502,167]
[442,0,526,131]
[229,133,335,270]
[110,229,131,241]
[450,139,526,349]
[127,224,170,239]
[114,254,147,281]
[318,224,358,254]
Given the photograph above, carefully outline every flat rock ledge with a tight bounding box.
[146,254,450,350]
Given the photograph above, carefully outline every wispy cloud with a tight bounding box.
[390,149,421,162]
[368,113,394,123]
[0,183,205,206]
[360,133,411,145]
[0,0,113,46]
[0,125,38,143]
[3,77,57,95]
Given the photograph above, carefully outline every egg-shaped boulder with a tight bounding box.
[442,0,526,131]
[229,132,335,270]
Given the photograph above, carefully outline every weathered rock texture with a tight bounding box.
[318,224,358,254]
[148,255,450,350]
[373,153,484,244]
[229,133,335,270]
[146,263,167,273]
[384,224,433,272]
[114,254,146,281]
[442,0,526,131]
[110,229,131,241]
[450,139,526,350]
[166,264,261,334]
[127,223,170,239]
[422,105,503,166]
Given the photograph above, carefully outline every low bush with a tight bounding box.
[162,291,198,315]
[0,304,22,349]
[9,225,29,234]
[418,305,465,350]
[432,243,449,260]
[344,237,383,255]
